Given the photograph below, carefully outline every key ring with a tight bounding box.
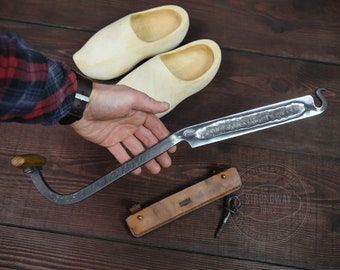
[224,195,241,214]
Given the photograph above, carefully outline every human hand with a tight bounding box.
[71,83,175,175]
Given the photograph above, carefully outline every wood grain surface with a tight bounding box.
[0,0,339,269]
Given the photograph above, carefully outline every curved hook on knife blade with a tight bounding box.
[315,88,328,112]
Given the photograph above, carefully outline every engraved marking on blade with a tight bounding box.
[195,103,305,139]
[183,129,196,137]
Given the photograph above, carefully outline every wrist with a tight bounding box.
[59,71,93,125]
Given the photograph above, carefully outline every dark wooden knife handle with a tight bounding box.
[11,154,47,169]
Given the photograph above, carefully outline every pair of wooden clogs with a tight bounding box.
[73,5,221,117]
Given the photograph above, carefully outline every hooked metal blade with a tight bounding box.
[24,88,327,204]
[176,88,327,148]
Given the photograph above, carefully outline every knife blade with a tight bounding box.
[12,88,327,204]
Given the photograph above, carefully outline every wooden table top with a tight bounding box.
[0,1,339,269]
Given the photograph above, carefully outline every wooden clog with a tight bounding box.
[118,39,222,117]
[73,5,189,80]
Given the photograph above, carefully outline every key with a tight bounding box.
[214,195,241,238]
[214,210,232,238]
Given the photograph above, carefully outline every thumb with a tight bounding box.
[132,92,170,114]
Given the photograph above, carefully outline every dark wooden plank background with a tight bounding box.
[0,0,339,269]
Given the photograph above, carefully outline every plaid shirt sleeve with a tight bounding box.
[0,32,77,125]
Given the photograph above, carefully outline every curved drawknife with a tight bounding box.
[11,88,328,205]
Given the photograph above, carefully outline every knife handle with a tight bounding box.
[11,154,47,169]
[126,168,242,237]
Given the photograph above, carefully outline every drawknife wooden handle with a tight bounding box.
[126,167,242,237]
[11,154,47,169]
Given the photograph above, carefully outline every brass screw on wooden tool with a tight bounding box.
[221,174,226,179]
[137,215,144,220]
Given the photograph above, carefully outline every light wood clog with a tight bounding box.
[73,5,189,80]
[118,39,222,117]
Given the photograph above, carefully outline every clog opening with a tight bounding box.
[131,9,181,42]
[161,44,215,81]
